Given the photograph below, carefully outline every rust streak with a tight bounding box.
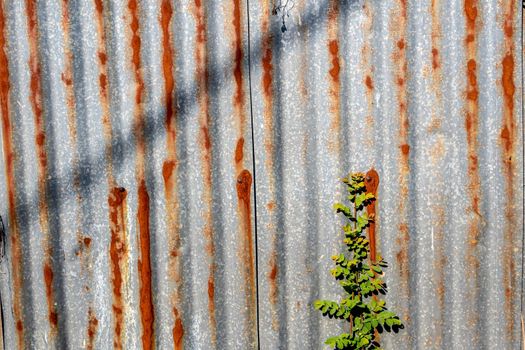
[235,137,244,164]
[232,0,245,114]
[327,0,341,154]
[127,0,154,346]
[0,4,24,347]
[108,187,128,350]
[391,0,411,339]
[26,0,60,336]
[501,0,516,337]
[172,308,184,350]
[236,170,256,328]
[160,2,185,345]
[137,181,154,350]
[365,169,379,262]
[192,0,217,343]
[86,308,99,350]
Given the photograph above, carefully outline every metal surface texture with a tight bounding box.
[0,0,522,349]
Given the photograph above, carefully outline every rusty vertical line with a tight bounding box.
[159,1,184,348]
[260,0,279,332]
[390,0,411,332]
[108,187,128,350]
[86,307,99,350]
[327,0,340,155]
[25,0,59,337]
[232,0,256,341]
[463,0,482,334]
[0,4,24,348]
[127,1,154,349]
[191,0,217,344]
[236,169,255,332]
[94,0,114,186]
[365,169,379,263]
[500,0,517,337]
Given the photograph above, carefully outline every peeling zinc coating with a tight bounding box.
[0,1,523,350]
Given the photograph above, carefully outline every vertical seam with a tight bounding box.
[245,0,261,348]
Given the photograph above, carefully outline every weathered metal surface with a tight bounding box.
[249,0,523,349]
[0,0,522,349]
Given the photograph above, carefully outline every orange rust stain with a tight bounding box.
[98,51,107,65]
[365,75,374,90]
[161,0,175,139]
[201,126,211,151]
[236,170,256,329]
[44,263,58,327]
[466,59,478,101]
[235,137,244,164]
[83,237,92,247]
[464,0,477,23]
[397,39,405,50]
[400,144,410,156]
[172,308,184,349]
[108,187,127,350]
[365,169,379,262]
[129,0,144,106]
[162,161,176,189]
[137,180,154,350]
[86,308,99,350]
[267,201,275,211]
[0,5,24,347]
[431,48,440,69]
[94,0,103,14]
[262,41,273,97]
[501,54,515,123]
[328,40,340,83]
[99,73,107,92]
[268,253,278,305]
[232,0,245,110]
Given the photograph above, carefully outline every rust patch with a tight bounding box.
[235,137,244,164]
[431,48,440,69]
[108,187,128,349]
[44,264,58,327]
[328,40,340,83]
[365,75,374,90]
[199,126,210,151]
[137,181,154,350]
[262,39,272,97]
[83,237,92,247]
[400,144,410,156]
[86,308,99,350]
[236,170,256,333]
[0,4,24,347]
[268,248,279,326]
[267,201,275,211]
[172,308,184,350]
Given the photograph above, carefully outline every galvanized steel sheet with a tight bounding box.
[0,0,522,349]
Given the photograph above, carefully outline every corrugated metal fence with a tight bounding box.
[0,0,522,349]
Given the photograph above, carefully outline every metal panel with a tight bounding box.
[0,0,522,350]
[248,0,523,349]
[0,0,255,349]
